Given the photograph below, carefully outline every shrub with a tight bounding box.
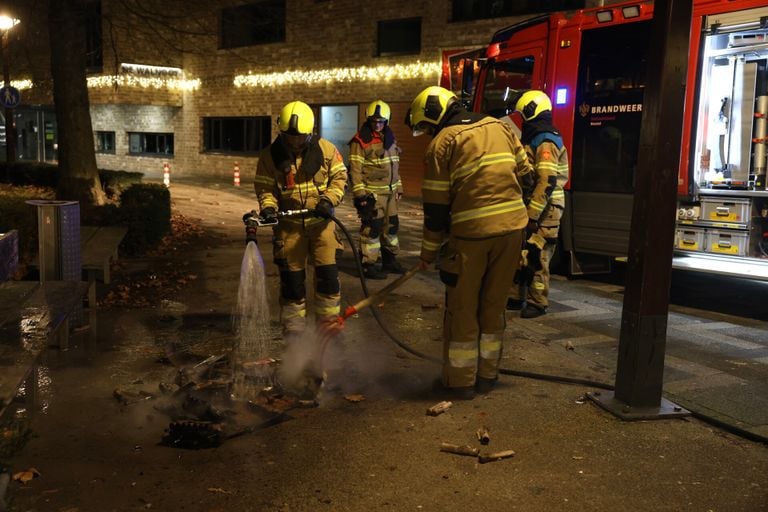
[0,163,144,198]
[119,183,171,255]
[0,185,55,264]
[0,162,58,187]
[99,170,144,199]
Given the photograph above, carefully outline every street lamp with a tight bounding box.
[0,14,19,163]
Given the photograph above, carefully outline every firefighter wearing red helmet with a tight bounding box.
[406,86,534,399]
[348,100,405,279]
[506,90,570,319]
[254,101,348,337]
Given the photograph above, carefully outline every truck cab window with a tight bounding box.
[481,56,534,118]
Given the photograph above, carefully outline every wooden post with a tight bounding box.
[588,0,693,419]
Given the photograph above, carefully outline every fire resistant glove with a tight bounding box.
[525,218,539,238]
[353,193,376,221]
[314,197,334,219]
[260,207,278,225]
[514,233,545,286]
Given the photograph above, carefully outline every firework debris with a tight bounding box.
[426,401,453,416]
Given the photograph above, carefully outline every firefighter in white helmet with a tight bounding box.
[506,90,569,319]
[406,86,534,400]
[348,100,404,280]
[254,101,348,338]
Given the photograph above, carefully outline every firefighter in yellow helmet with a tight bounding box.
[505,90,569,319]
[253,101,348,338]
[348,100,404,280]
[406,86,534,399]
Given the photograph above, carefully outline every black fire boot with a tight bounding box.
[432,379,475,401]
[381,249,405,274]
[521,304,546,319]
[475,377,497,394]
[362,262,387,280]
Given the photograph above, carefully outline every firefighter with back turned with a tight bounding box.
[406,86,534,400]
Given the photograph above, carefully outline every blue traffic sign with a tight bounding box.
[0,86,21,109]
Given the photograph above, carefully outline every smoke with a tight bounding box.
[277,330,323,390]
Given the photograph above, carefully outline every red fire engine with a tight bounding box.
[458,0,768,280]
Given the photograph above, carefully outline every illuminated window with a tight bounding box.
[377,18,421,57]
[220,0,285,49]
[95,131,115,154]
[203,117,271,153]
[128,132,174,156]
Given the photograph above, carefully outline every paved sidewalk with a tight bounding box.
[178,175,768,439]
[5,178,767,512]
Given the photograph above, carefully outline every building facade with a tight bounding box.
[7,0,593,195]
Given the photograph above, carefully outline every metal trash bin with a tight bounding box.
[26,200,81,282]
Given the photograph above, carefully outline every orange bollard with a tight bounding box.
[163,162,170,187]
[233,161,241,187]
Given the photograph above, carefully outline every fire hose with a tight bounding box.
[244,208,436,361]
[243,208,768,444]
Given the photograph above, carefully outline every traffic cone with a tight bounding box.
[233,161,241,187]
[163,162,170,187]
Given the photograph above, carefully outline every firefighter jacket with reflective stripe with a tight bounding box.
[348,131,402,199]
[525,133,569,225]
[254,137,347,227]
[420,117,533,263]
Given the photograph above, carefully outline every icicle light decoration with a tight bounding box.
[233,61,441,88]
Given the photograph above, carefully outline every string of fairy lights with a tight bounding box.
[11,60,442,93]
[233,61,441,88]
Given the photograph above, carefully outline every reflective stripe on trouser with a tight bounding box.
[442,230,523,387]
[527,223,559,309]
[314,295,340,322]
[280,300,307,335]
[273,220,340,333]
[359,193,399,264]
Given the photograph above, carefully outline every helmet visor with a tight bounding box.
[280,132,311,152]
[369,117,387,130]
[411,121,433,137]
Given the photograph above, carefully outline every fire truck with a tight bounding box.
[459,0,768,280]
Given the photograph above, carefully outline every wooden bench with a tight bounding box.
[1,230,91,419]
[0,280,90,418]
[30,225,128,306]
[80,226,129,305]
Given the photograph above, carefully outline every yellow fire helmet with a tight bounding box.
[366,100,391,122]
[406,86,457,136]
[515,90,552,121]
[278,101,315,135]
